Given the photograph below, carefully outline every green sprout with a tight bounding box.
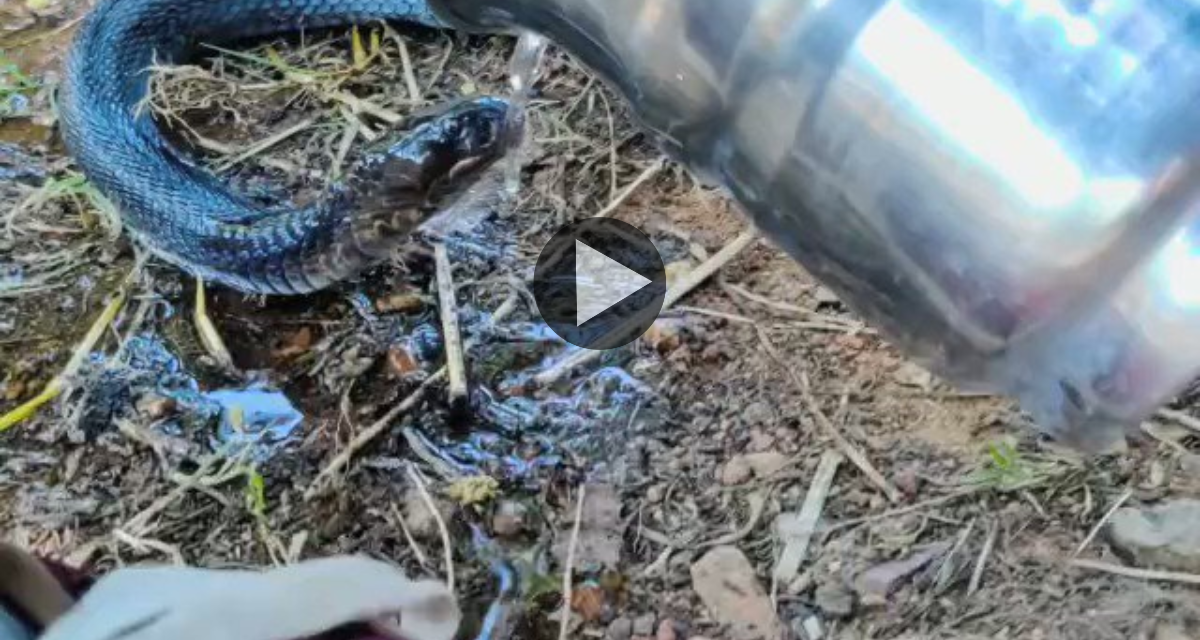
[0,54,41,119]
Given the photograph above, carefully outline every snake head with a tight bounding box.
[427,96,514,189]
[349,96,512,215]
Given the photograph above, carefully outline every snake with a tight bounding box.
[59,0,511,295]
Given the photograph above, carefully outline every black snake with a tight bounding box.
[59,0,511,295]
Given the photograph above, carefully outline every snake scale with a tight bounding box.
[59,0,511,295]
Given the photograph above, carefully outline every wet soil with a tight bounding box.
[3,3,1200,640]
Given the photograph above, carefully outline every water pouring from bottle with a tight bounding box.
[501,30,549,198]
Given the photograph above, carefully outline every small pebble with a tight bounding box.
[747,428,775,452]
[386,346,422,377]
[633,613,657,636]
[606,617,633,640]
[814,286,841,306]
[719,456,752,486]
[492,500,528,537]
[4,379,27,401]
[643,319,684,354]
[272,327,313,360]
[376,293,425,314]
[135,394,177,420]
[743,451,788,478]
[815,584,855,619]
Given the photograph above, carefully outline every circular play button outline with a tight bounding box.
[532,218,667,350]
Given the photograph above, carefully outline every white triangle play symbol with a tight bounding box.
[575,239,653,326]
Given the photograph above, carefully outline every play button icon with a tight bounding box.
[533,218,667,350]
[575,240,653,325]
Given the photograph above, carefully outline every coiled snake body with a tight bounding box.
[60,0,510,295]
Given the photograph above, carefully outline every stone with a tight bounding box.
[853,542,951,605]
[553,483,623,571]
[644,319,684,354]
[744,452,789,478]
[813,286,841,306]
[1178,453,1200,477]
[742,401,776,427]
[135,394,177,420]
[720,456,753,486]
[1154,623,1194,640]
[656,619,678,640]
[633,614,657,636]
[892,361,933,388]
[721,452,789,485]
[272,327,314,360]
[492,500,528,537]
[1108,499,1200,572]
[376,293,425,314]
[401,488,439,538]
[690,546,785,640]
[893,467,921,498]
[788,612,824,640]
[386,346,422,377]
[814,583,855,619]
[747,428,776,452]
[606,617,634,640]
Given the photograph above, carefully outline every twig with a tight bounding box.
[773,452,843,586]
[400,426,463,481]
[599,91,618,200]
[193,278,235,371]
[665,229,758,310]
[756,328,902,503]
[390,501,431,570]
[967,520,999,596]
[407,464,455,594]
[559,484,587,640]
[723,281,862,330]
[395,36,423,103]
[1156,408,1200,434]
[934,519,977,594]
[639,546,674,579]
[332,119,360,181]
[1070,558,1200,586]
[535,229,758,386]
[305,370,447,499]
[697,490,768,549]
[1074,489,1133,557]
[434,243,468,407]
[328,91,405,124]
[112,529,185,565]
[595,158,667,218]
[217,117,317,170]
[1141,422,1189,455]
[822,486,984,534]
[124,451,233,535]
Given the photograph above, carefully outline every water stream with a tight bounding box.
[502,31,549,198]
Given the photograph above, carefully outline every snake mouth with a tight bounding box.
[445,96,512,163]
[418,96,513,199]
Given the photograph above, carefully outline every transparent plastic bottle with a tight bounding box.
[434,0,1200,451]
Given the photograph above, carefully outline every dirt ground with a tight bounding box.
[4,2,1200,639]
